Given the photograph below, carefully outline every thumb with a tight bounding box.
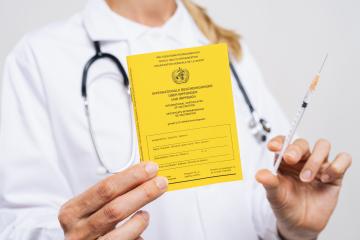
[256,169,283,205]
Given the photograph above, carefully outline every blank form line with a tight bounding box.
[161,159,234,171]
[152,136,228,149]
[154,145,228,160]
[169,173,237,185]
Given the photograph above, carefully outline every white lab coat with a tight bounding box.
[0,0,290,239]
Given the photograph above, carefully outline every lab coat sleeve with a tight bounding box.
[236,42,291,240]
[0,37,71,239]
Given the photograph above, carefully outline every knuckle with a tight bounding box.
[289,144,302,153]
[297,138,308,144]
[131,166,146,182]
[284,145,301,163]
[307,154,323,165]
[141,184,157,201]
[58,204,73,228]
[312,156,325,164]
[97,180,116,200]
[103,204,124,221]
[296,138,309,148]
[64,224,90,240]
[331,164,343,176]
[86,218,100,233]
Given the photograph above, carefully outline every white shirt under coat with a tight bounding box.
[0,0,290,239]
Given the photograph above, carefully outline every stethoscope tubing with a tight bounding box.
[82,41,129,99]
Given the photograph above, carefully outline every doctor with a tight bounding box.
[0,0,352,239]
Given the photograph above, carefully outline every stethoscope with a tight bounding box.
[82,41,271,175]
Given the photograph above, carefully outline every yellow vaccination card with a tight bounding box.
[127,43,243,191]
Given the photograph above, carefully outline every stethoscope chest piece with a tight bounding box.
[96,166,109,175]
[248,114,271,143]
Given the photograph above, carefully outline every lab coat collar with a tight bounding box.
[82,0,209,45]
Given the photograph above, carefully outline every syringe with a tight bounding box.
[273,54,328,173]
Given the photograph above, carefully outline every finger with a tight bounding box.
[268,135,285,152]
[85,176,168,237]
[62,162,159,220]
[99,211,149,240]
[256,169,280,188]
[320,152,352,184]
[283,138,310,165]
[255,169,284,205]
[300,139,331,182]
[314,161,331,180]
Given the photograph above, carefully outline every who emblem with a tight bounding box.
[172,67,189,84]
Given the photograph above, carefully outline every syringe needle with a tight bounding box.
[318,53,329,74]
[310,54,328,92]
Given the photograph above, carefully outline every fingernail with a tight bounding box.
[300,169,312,182]
[321,174,330,183]
[285,150,298,160]
[145,162,158,175]
[155,176,168,190]
[270,141,281,148]
[137,210,149,221]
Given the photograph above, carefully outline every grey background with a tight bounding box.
[0,0,359,239]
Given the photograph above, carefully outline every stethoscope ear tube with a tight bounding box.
[82,41,130,99]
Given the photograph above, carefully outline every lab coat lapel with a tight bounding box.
[82,0,145,42]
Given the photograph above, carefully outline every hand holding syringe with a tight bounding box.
[273,54,328,173]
